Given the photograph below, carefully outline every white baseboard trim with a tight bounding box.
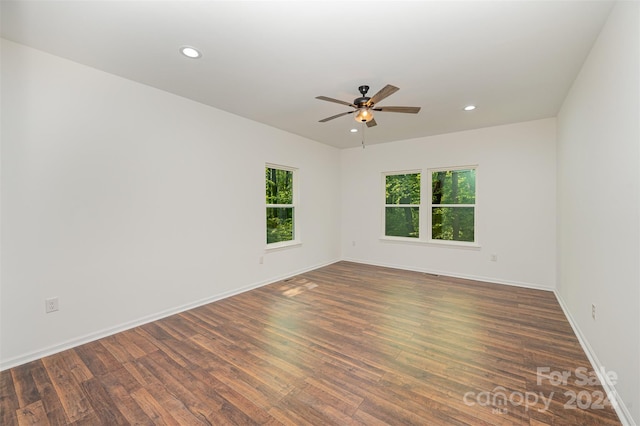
[553,291,635,426]
[341,257,555,292]
[0,258,340,371]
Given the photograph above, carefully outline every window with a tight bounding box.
[431,167,476,242]
[384,172,421,238]
[381,166,477,246]
[266,165,297,245]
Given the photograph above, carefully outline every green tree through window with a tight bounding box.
[431,169,476,242]
[384,173,421,238]
[266,166,295,244]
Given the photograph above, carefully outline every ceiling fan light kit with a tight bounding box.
[354,107,373,123]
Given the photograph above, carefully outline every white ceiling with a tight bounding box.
[1,1,614,149]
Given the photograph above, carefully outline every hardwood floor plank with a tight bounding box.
[138,350,249,425]
[40,354,96,423]
[96,373,154,425]
[79,377,129,424]
[10,362,40,408]
[129,369,205,425]
[15,400,49,426]
[269,385,349,426]
[199,366,281,425]
[303,376,364,411]
[278,384,364,425]
[293,380,360,420]
[1,370,20,425]
[158,315,200,341]
[353,390,437,426]
[206,362,285,410]
[134,326,190,369]
[189,333,301,397]
[29,361,69,425]
[129,387,181,426]
[1,261,622,425]
[119,327,159,357]
[352,406,400,426]
[73,341,121,377]
[99,335,136,364]
[60,350,93,384]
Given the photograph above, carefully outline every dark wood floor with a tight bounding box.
[1,261,621,425]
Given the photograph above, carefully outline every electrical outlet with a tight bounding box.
[45,297,59,313]
[259,256,264,264]
[490,254,498,262]
[352,241,356,247]
[591,304,596,320]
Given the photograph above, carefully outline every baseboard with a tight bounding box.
[341,257,555,292]
[0,258,340,371]
[553,291,636,426]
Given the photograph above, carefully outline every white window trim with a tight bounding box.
[265,163,300,250]
[265,240,302,251]
[379,165,479,249]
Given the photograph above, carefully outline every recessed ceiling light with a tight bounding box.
[350,128,358,133]
[463,105,476,111]
[180,46,202,59]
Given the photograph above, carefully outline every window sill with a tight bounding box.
[265,240,302,252]
[379,236,481,250]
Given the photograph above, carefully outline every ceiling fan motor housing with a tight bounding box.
[354,96,371,107]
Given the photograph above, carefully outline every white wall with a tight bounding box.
[340,118,557,289]
[0,39,341,368]
[557,1,639,424]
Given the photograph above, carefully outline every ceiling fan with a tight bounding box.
[316,84,421,127]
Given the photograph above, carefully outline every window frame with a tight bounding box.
[380,165,479,248]
[265,163,300,250]
[428,165,478,247]
[381,170,422,240]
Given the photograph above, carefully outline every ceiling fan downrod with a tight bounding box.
[355,85,371,108]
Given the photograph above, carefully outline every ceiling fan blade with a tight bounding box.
[368,84,399,106]
[319,110,354,122]
[316,96,356,108]
[373,106,421,114]
[366,118,377,128]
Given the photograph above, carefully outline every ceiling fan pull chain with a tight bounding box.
[362,122,366,149]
